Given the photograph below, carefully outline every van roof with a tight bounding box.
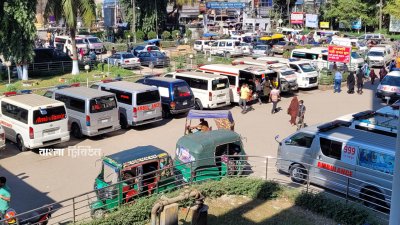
[100,81,157,92]
[387,71,400,77]
[1,93,63,109]
[369,47,386,51]
[214,39,240,42]
[175,71,227,80]
[145,77,185,83]
[54,86,114,99]
[200,64,269,75]
[292,47,328,54]
[303,125,396,152]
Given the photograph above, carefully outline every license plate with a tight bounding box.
[385,96,390,100]
[101,119,109,123]
[217,94,225,97]
[46,131,55,135]
[146,110,154,115]
[183,101,188,105]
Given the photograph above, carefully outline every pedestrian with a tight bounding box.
[379,67,387,82]
[297,100,306,129]
[356,68,364,94]
[255,79,263,105]
[287,96,299,126]
[347,71,355,94]
[334,70,342,93]
[111,47,116,55]
[389,59,396,72]
[263,79,272,103]
[269,86,280,114]
[239,83,251,113]
[0,177,11,216]
[79,48,84,61]
[362,62,370,77]
[342,63,348,73]
[301,35,306,45]
[370,69,377,85]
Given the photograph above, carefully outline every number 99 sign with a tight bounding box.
[342,145,358,165]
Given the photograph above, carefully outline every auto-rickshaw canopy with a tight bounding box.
[176,130,243,168]
[260,33,285,41]
[104,145,169,169]
[186,110,235,132]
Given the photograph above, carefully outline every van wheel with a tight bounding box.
[361,187,387,212]
[71,123,83,139]
[120,114,129,129]
[289,164,307,184]
[16,135,28,152]
[194,99,203,110]
[225,52,231,58]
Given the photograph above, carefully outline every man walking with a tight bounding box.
[269,86,280,114]
[357,68,364,94]
[239,84,250,114]
[0,177,11,216]
[334,70,342,93]
[297,100,306,130]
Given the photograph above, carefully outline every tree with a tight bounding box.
[0,0,37,80]
[384,0,400,19]
[323,0,372,29]
[45,0,95,75]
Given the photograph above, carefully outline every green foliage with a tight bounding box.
[161,31,171,40]
[185,29,192,39]
[171,30,180,40]
[135,30,145,41]
[5,84,17,92]
[295,192,380,225]
[147,31,157,40]
[123,31,133,40]
[384,0,400,19]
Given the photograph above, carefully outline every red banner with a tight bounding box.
[328,45,351,63]
[291,12,304,24]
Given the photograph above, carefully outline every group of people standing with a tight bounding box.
[346,65,387,94]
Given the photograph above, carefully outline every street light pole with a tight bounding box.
[379,0,383,31]
[132,0,136,43]
[389,116,400,225]
[287,0,291,28]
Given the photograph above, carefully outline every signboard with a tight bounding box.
[305,14,318,28]
[390,16,400,32]
[352,20,362,30]
[320,21,329,28]
[328,45,351,63]
[206,2,246,9]
[342,144,358,165]
[291,12,304,24]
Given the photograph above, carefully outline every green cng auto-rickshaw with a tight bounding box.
[174,130,247,183]
[90,145,175,218]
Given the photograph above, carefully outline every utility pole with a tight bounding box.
[389,116,400,225]
[131,0,136,43]
[155,0,159,39]
[379,0,383,31]
[287,0,291,27]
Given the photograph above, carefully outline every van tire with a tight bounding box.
[289,164,307,184]
[360,187,387,211]
[162,109,171,119]
[120,114,129,129]
[71,123,83,139]
[16,135,28,152]
[225,52,231,58]
[194,99,203,110]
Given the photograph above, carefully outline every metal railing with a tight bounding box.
[0,156,391,224]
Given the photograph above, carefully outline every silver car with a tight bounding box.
[252,45,273,58]
[104,52,141,69]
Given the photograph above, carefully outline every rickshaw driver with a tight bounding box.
[187,118,209,133]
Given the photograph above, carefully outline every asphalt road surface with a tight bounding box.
[0,79,386,213]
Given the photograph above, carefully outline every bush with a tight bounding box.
[161,31,171,40]
[147,31,157,40]
[295,192,380,225]
[171,30,180,40]
[123,31,133,40]
[135,30,145,41]
[5,84,17,92]
[185,29,192,39]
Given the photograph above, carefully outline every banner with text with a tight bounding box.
[328,45,351,63]
[390,16,400,32]
[305,14,318,28]
[320,21,329,28]
[291,12,304,24]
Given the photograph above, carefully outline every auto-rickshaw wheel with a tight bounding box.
[91,209,106,219]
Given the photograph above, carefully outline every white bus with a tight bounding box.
[0,92,70,151]
[164,71,231,110]
[44,86,121,138]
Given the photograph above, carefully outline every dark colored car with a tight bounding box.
[132,45,160,56]
[136,77,195,118]
[33,48,72,63]
[137,51,170,68]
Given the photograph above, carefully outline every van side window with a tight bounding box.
[289,65,299,72]
[225,75,236,86]
[285,133,314,148]
[226,42,233,47]
[101,88,132,105]
[359,149,394,175]
[1,102,28,124]
[164,74,173,78]
[190,78,207,90]
[320,138,342,160]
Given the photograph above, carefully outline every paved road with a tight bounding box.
[0,79,385,212]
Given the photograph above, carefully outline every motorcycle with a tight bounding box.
[1,206,52,225]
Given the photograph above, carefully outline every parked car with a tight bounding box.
[272,41,297,54]
[240,42,253,55]
[252,45,273,58]
[366,46,393,67]
[103,52,140,69]
[132,45,161,56]
[209,39,243,58]
[137,51,170,68]
[194,40,214,52]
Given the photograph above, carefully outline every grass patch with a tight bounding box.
[82,178,383,225]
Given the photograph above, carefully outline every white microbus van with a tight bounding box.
[276,122,395,209]
[164,71,231,110]
[44,86,120,138]
[291,47,364,71]
[0,92,70,151]
[0,125,5,150]
[91,80,162,128]
[197,64,271,102]
[209,39,243,58]
[376,71,400,102]
[54,36,89,55]
[78,35,105,54]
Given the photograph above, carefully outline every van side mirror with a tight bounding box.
[274,135,281,146]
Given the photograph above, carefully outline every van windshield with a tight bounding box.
[75,39,84,44]
[381,76,400,86]
[88,37,101,43]
[368,51,384,57]
[281,70,295,76]
[33,106,67,124]
[298,64,315,73]
[254,45,267,50]
[173,84,192,98]
[137,90,160,105]
[212,78,229,90]
[351,52,361,59]
[90,96,117,113]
